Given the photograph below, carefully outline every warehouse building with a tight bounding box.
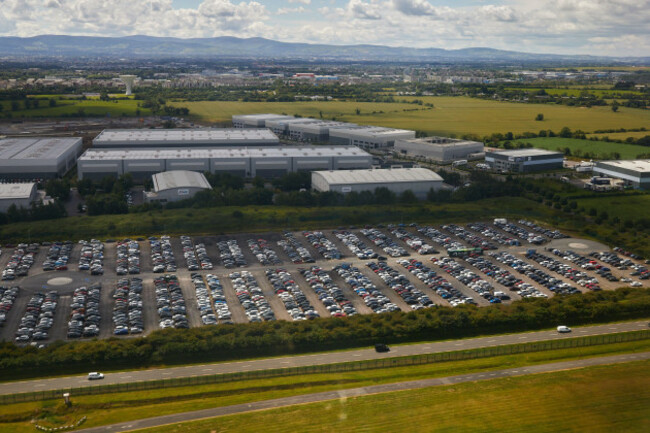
[77,146,372,180]
[328,126,416,150]
[593,160,650,190]
[92,128,279,148]
[232,113,294,128]
[0,183,38,212]
[485,148,564,172]
[264,118,322,137]
[0,137,82,179]
[144,170,212,203]
[395,137,485,163]
[312,168,443,199]
[289,121,355,142]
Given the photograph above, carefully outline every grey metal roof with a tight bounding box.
[0,138,81,160]
[487,148,562,157]
[0,183,35,199]
[314,168,443,185]
[93,128,278,145]
[79,146,370,161]
[596,159,650,173]
[152,171,211,192]
[399,137,484,147]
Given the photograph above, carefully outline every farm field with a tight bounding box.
[127,360,650,433]
[172,97,650,137]
[0,98,149,118]
[506,137,650,159]
[2,340,648,433]
[506,87,644,97]
[587,131,650,141]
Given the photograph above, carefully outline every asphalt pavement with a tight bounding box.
[73,351,650,433]
[0,319,647,396]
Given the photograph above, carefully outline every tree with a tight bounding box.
[611,101,619,112]
[535,113,544,121]
[49,98,56,108]
[559,127,572,138]
[399,190,418,204]
[10,100,19,111]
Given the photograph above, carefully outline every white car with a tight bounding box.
[630,281,642,287]
[88,372,104,380]
[557,326,572,333]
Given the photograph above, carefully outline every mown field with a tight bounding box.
[128,360,650,433]
[507,137,650,159]
[587,131,650,141]
[0,99,149,118]
[2,339,648,433]
[172,97,650,137]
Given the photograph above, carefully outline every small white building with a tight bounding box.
[144,171,211,203]
[312,168,443,199]
[0,183,38,212]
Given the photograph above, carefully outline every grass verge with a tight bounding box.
[0,338,648,433]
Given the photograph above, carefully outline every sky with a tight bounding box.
[0,0,648,56]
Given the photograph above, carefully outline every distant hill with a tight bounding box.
[0,35,647,64]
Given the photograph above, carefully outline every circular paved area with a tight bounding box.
[18,271,103,295]
[547,237,611,252]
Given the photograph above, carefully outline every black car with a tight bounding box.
[375,343,390,353]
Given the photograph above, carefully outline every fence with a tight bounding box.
[1,329,648,404]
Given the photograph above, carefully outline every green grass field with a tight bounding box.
[1,339,647,433]
[506,137,650,159]
[575,195,650,221]
[587,131,650,141]
[0,99,149,118]
[172,97,650,137]
[507,87,644,97]
[125,360,650,433]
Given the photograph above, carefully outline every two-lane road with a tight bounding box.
[0,320,647,396]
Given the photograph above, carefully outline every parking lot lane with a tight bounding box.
[321,230,350,260]
[49,294,70,342]
[139,240,153,274]
[169,237,186,272]
[0,289,28,341]
[428,260,490,307]
[98,278,115,339]
[177,273,203,328]
[514,251,590,294]
[392,259,452,307]
[327,267,374,315]
[292,270,331,318]
[219,273,249,324]
[359,265,412,313]
[254,269,292,322]
[140,278,159,334]
[193,236,221,271]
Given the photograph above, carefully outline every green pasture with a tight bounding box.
[506,137,650,159]
[172,97,650,137]
[506,87,644,97]
[575,195,650,221]
[1,338,647,433]
[128,360,650,433]
[0,99,149,118]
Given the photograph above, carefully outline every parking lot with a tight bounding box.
[0,219,648,345]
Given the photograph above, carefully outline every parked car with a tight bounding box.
[87,372,104,380]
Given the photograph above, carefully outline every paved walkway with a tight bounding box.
[75,351,650,433]
[1,320,647,395]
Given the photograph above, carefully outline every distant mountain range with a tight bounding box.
[0,35,647,64]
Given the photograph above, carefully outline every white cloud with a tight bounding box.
[288,0,311,4]
[277,7,306,15]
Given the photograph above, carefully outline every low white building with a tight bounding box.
[0,183,38,212]
[593,160,650,190]
[312,168,443,199]
[328,126,416,150]
[394,137,485,163]
[144,171,211,203]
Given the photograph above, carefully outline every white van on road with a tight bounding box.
[556,326,572,333]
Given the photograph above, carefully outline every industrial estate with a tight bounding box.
[0,27,648,433]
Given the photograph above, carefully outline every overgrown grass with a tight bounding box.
[0,99,150,118]
[129,360,650,433]
[0,339,647,433]
[171,96,650,136]
[506,137,649,159]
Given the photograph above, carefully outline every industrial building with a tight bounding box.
[232,114,294,128]
[311,168,443,199]
[264,118,322,137]
[394,137,485,163]
[328,126,416,150]
[144,171,212,203]
[77,146,372,180]
[0,137,83,179]
[0,183,38,212]
[593,160,650,189]
[485,148,564,172]
[289,121,354,142]
[92,129,279,148]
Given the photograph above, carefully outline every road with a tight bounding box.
[74,351,650,433]
[1,320,647,396]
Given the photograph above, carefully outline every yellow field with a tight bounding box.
[172,97,650,137]
[587,131,649,141]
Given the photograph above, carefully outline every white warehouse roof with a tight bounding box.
[596,160,650,173]
[79,146,369,161]
[314,168,443,185]
[152,170,211,192]
[0,183,36,199]
[93,128,278,147]
[0,137,81,161]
